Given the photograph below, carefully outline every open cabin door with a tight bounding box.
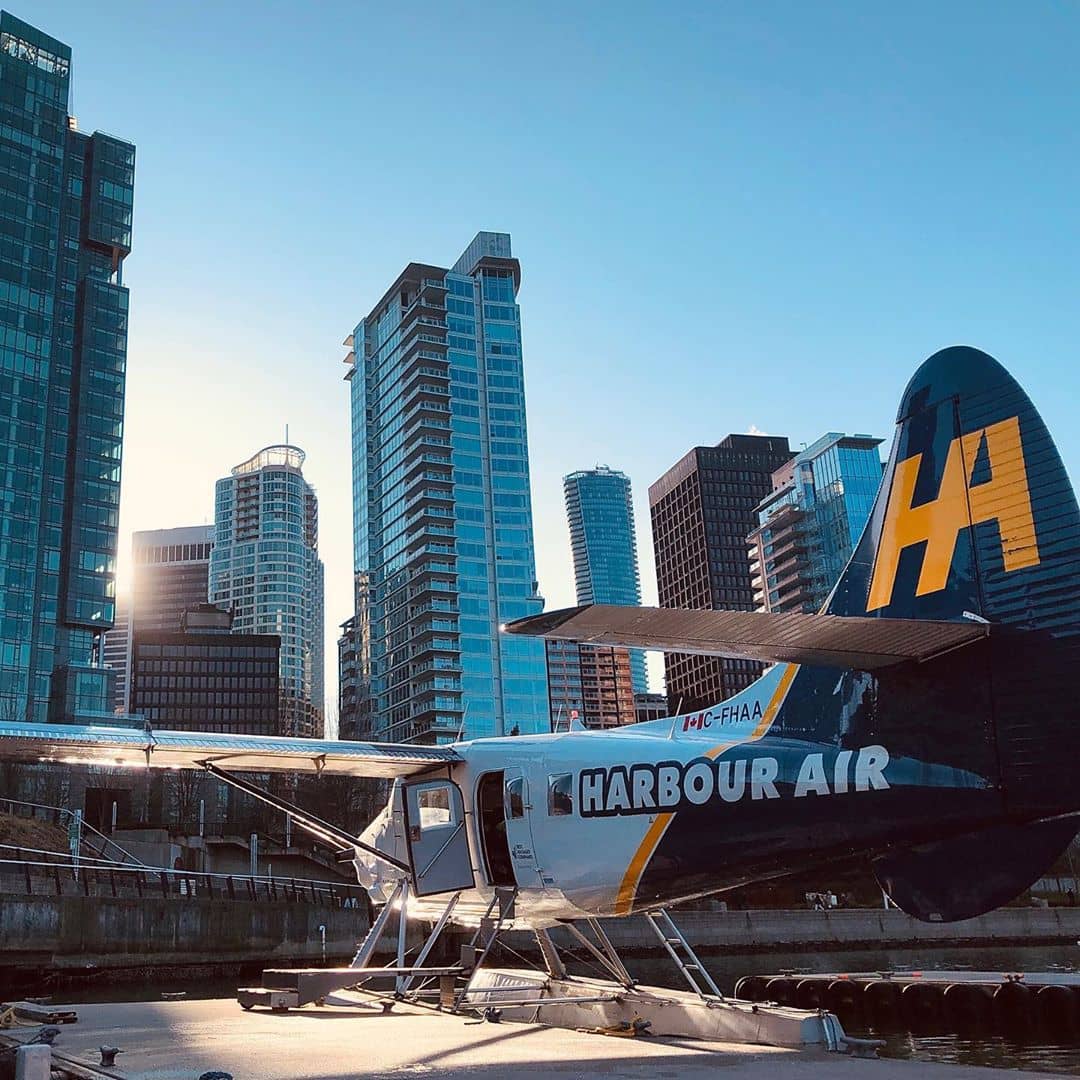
[503,767,543,889]
[402,778,474,897]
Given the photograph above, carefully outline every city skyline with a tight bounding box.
[20,2,1080,726]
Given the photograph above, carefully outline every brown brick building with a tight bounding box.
[649,434,792,713]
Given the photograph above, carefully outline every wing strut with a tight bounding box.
[201,762,410,874]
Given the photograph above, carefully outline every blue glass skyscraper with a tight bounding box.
[563,467,647,693]
[345,232,549,744]
[0,14,134,724]
[748,433,884,614]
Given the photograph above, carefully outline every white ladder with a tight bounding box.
[643,908,724,1001]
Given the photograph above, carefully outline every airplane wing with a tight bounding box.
[503,605,989,670]
[0,721,460,778]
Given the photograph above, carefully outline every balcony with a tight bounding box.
[404,452,452,484]
[401,308,448,338]
[409,551,456,572]
[410,661,463,682]
[402,333,448,368]
[404,476,453,510]
[402,381,450,413]
[404,503,454,532]
[402,362,450,394]
[406,541,456,563]
[402,283,447,322]
[402,396,451,424]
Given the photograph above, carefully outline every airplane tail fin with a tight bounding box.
[826,345,1080,633]
[824,345,1080,920]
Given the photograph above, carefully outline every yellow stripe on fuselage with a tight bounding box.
[612,663,800,916]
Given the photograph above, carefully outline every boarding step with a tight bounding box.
[237,987,299,1012]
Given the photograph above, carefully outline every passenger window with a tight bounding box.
[418,785,452,828]
[505,776,525,819]
[548,773,573,816]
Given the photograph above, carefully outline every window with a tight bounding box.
[505,776,525,819]
[418,786,452,827]
[548,774,573,816]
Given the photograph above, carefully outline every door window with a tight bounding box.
[505,776,525,819]
[417,785,452,827]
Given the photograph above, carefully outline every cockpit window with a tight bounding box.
[505,776,526,819]
[548,773,573,816]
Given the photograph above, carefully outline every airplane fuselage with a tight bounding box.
[354,662,1003,927]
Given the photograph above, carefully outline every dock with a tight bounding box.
[3,995,1055,1079]
[739,969,1080,1035]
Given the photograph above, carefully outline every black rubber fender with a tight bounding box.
[863,980,903,1031]
[795,978,828,1011]
[901,981,942,1031]
[992,980,1035,1033]
[734,975,769,1001]
[1035,984,1080,1034]
[827,979,864,1026]
[764,976,795,1006]
[943,983,993,1031]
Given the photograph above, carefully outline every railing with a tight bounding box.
[0,796,145,866]
[0,845,367,907]
[170,825,345,874]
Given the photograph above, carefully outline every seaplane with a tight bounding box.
[0,345,1077,1036]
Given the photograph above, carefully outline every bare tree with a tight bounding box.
[170,769,203,831]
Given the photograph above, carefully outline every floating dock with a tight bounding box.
[0,995,1057,1079]
[739,969,1080,1035]
[242,965,839,1047]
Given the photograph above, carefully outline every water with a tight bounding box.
[878,1032,1080,1076]
[30,944,1080,1074]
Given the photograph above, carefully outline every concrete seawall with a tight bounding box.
[4,892,1079,981]
[0,892,370,975]
[565,907,1080,954]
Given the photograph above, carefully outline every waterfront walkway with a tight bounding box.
[47,997,1050,1078]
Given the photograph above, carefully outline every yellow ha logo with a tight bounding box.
[867,416,1040,612]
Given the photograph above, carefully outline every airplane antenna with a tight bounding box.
[667,697,685,740]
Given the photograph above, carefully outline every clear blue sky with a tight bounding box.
[29,1,1080,718]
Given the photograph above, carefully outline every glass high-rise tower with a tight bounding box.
[563,466,647,694]
[209,445,325,738]
[0,13,134,724]
[345,232,549,744]
[747,433,883,614]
